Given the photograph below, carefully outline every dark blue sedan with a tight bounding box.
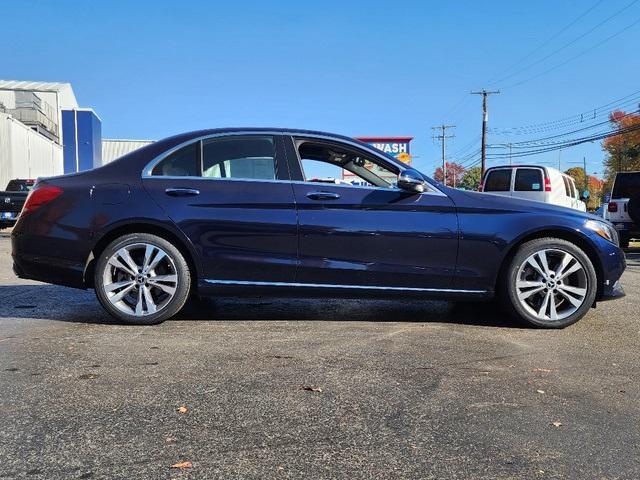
[11,129,625,327]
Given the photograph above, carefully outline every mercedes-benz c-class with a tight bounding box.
[11,129,625,327]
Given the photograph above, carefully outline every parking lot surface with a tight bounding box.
[0,231,639,479]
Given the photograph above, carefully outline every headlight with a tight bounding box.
[585,219,619,245]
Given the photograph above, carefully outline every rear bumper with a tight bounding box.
[11,232,87,289]
[611,222,639,236]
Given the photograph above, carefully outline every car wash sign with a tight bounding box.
[356,136,413,165]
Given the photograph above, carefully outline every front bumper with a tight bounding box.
[599,279,625,301]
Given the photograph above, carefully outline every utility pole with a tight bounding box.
[508,143,513,166]
[471,90,499,178]
[432,125,455,186]
[583,156,589,194]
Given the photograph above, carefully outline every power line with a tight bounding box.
[500,109,639,147]
[491,0,639,87]
[492,93,640,135]
[432,125,455,184]
[503,14,640,89]
[486,0,605,86]
[487,122,640,159]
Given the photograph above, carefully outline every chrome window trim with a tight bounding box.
[204,278,486,294]
[140,130,447,197]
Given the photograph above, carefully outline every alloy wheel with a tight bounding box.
[515,248,588,322]
[102,242,178,316]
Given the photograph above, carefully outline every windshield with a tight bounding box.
[612,172,640,199]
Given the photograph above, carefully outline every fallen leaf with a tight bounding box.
[533,368,552,373]
[177,406,188,414]
[301,385,323,393]
[551,421,562,428]
[170,461,192,469]
[277,465,285,471]
[536,389,545,394]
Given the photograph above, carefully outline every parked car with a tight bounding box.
[0,179,35,229]
[594,204,608,220]
[481,166,587,211]
[607,171,640,248]
[11,129,625,328]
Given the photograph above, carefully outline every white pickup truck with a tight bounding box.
[607,171,640,248]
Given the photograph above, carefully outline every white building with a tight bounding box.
[102,139,154,164]
[0,81,80,188]
[0,112,63,189]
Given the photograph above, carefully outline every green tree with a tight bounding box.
[564,167,587,192]
[458,166,482,191]
[433,162,466,187]
[602,110,640,186]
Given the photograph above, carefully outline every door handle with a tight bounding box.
[306,191,341,201]
[165,188,200,197]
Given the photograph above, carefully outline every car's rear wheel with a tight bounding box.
[502,238,597,328]
[94,233,191,325]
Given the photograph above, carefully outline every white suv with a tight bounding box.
[607,171,640,248]
[481,165,587,211]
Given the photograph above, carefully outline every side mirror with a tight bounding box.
[397,169,426,193]
[580,190,590,202]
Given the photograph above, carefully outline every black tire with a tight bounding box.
[620,234,630,249]
[94,233,191,325]
[501,238,597,328]
[628,193,640,224]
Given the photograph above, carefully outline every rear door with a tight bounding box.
[512,167,545,202]
[142,134,298,283]
[483,168,513,197]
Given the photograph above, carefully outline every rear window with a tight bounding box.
[6,180,34,192]
[514,169,543,191]
[612,172,640,199]
[484,169,512,192]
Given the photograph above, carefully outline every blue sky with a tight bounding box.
[4,0,640,178]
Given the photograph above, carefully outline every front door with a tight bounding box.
[142,134,298,283]
[285,136,458,289]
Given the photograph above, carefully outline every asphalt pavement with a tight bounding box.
[0,230,639,479]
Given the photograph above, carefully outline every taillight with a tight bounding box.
[22,185,63,215]
[608,202,618,213]
[544,177,552,192]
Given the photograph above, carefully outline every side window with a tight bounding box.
[562,176,571,197]
[514,168,543,191]
[203,137,276,180]
[484,169,512,192]
[296,140,398,188]
[569,179,577,198]
[151,143,199,177]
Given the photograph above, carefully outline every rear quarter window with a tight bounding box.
[484,169,512,191]
[514,169,543,191]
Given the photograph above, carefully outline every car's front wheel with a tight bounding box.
[94,233,191,325]
[502,238,598,328]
